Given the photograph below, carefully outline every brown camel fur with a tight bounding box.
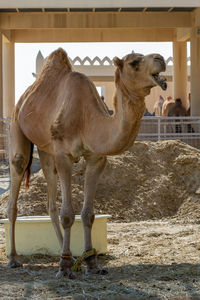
[168,98,188,134]
[8,48,167,278]
[168,98,187,117]
[162,96,175,116]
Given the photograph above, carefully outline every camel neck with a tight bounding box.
[83,86,145,156]
[111,87,145,152]
[117,75,141,104]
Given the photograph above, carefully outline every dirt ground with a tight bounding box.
[1,220,200,299]
[1,140,200,299]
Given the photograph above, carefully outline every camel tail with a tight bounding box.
[25,142,34,189]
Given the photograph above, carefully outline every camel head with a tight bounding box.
[113,53,167,97]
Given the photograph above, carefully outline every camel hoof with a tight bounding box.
[57,256,76,279]
[56,270,76,279]
[8,258,23,268]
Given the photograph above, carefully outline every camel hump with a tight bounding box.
[45,47,72,71]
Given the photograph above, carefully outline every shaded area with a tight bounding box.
[0,259,200,299]
[1,217,200,298]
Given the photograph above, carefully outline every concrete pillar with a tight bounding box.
[190,28,200,116]
[0,33,3,120]
[3,39,15,118]
[173,41,188,108]
[0,33,4,154]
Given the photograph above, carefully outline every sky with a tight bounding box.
[15,42,189,102]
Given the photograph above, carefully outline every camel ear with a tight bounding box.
[113,57,123,70]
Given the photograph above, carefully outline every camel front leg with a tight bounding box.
[54,152,75,279]
[82,154,107,274]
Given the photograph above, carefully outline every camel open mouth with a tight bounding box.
[152,73,167,90]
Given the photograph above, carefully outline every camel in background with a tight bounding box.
[168,98,187,117]
[8,48,167,278]
[162,96,175,116]
[168,98,194,133]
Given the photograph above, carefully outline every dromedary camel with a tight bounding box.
[162,96,175,116]
[168,98,194,133]
[8,48,167,278]
[168,98,187,117]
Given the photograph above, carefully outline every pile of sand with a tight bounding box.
[1,140,200,222]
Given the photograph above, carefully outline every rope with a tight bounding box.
[72,248,97,272]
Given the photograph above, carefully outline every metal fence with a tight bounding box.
[0,118,10,157]
[1,116,200,157]
[137,116,200,149]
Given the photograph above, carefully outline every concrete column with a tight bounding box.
[190,28,200,116]
[0,33,3,119]
[173,41,188,108]
[3,39,15,118]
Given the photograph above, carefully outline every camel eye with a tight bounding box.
[129,59,141,70]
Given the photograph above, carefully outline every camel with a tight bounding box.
[8,48,167,278]
[168,98,187,117]
[162,96,175,116]
[168,98,193,134]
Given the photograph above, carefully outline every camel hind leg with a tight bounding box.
[37,149,63,247]
[8,120,32,268]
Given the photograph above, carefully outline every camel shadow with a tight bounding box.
[0,255,200,299]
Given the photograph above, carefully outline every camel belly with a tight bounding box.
[18,108,53,151]
[19,108,86,159]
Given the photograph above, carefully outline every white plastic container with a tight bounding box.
[0,215,111,256]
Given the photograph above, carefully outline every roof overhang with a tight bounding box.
[0,0,199,12]
[0,0,199,8]
[0,1,199,43]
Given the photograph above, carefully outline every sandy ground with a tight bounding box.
[1,220,200,299]
[1,140,200,299]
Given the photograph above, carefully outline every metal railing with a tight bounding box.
[1,117,200,157]
[137,116,200,149]
[0,118,10,157]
